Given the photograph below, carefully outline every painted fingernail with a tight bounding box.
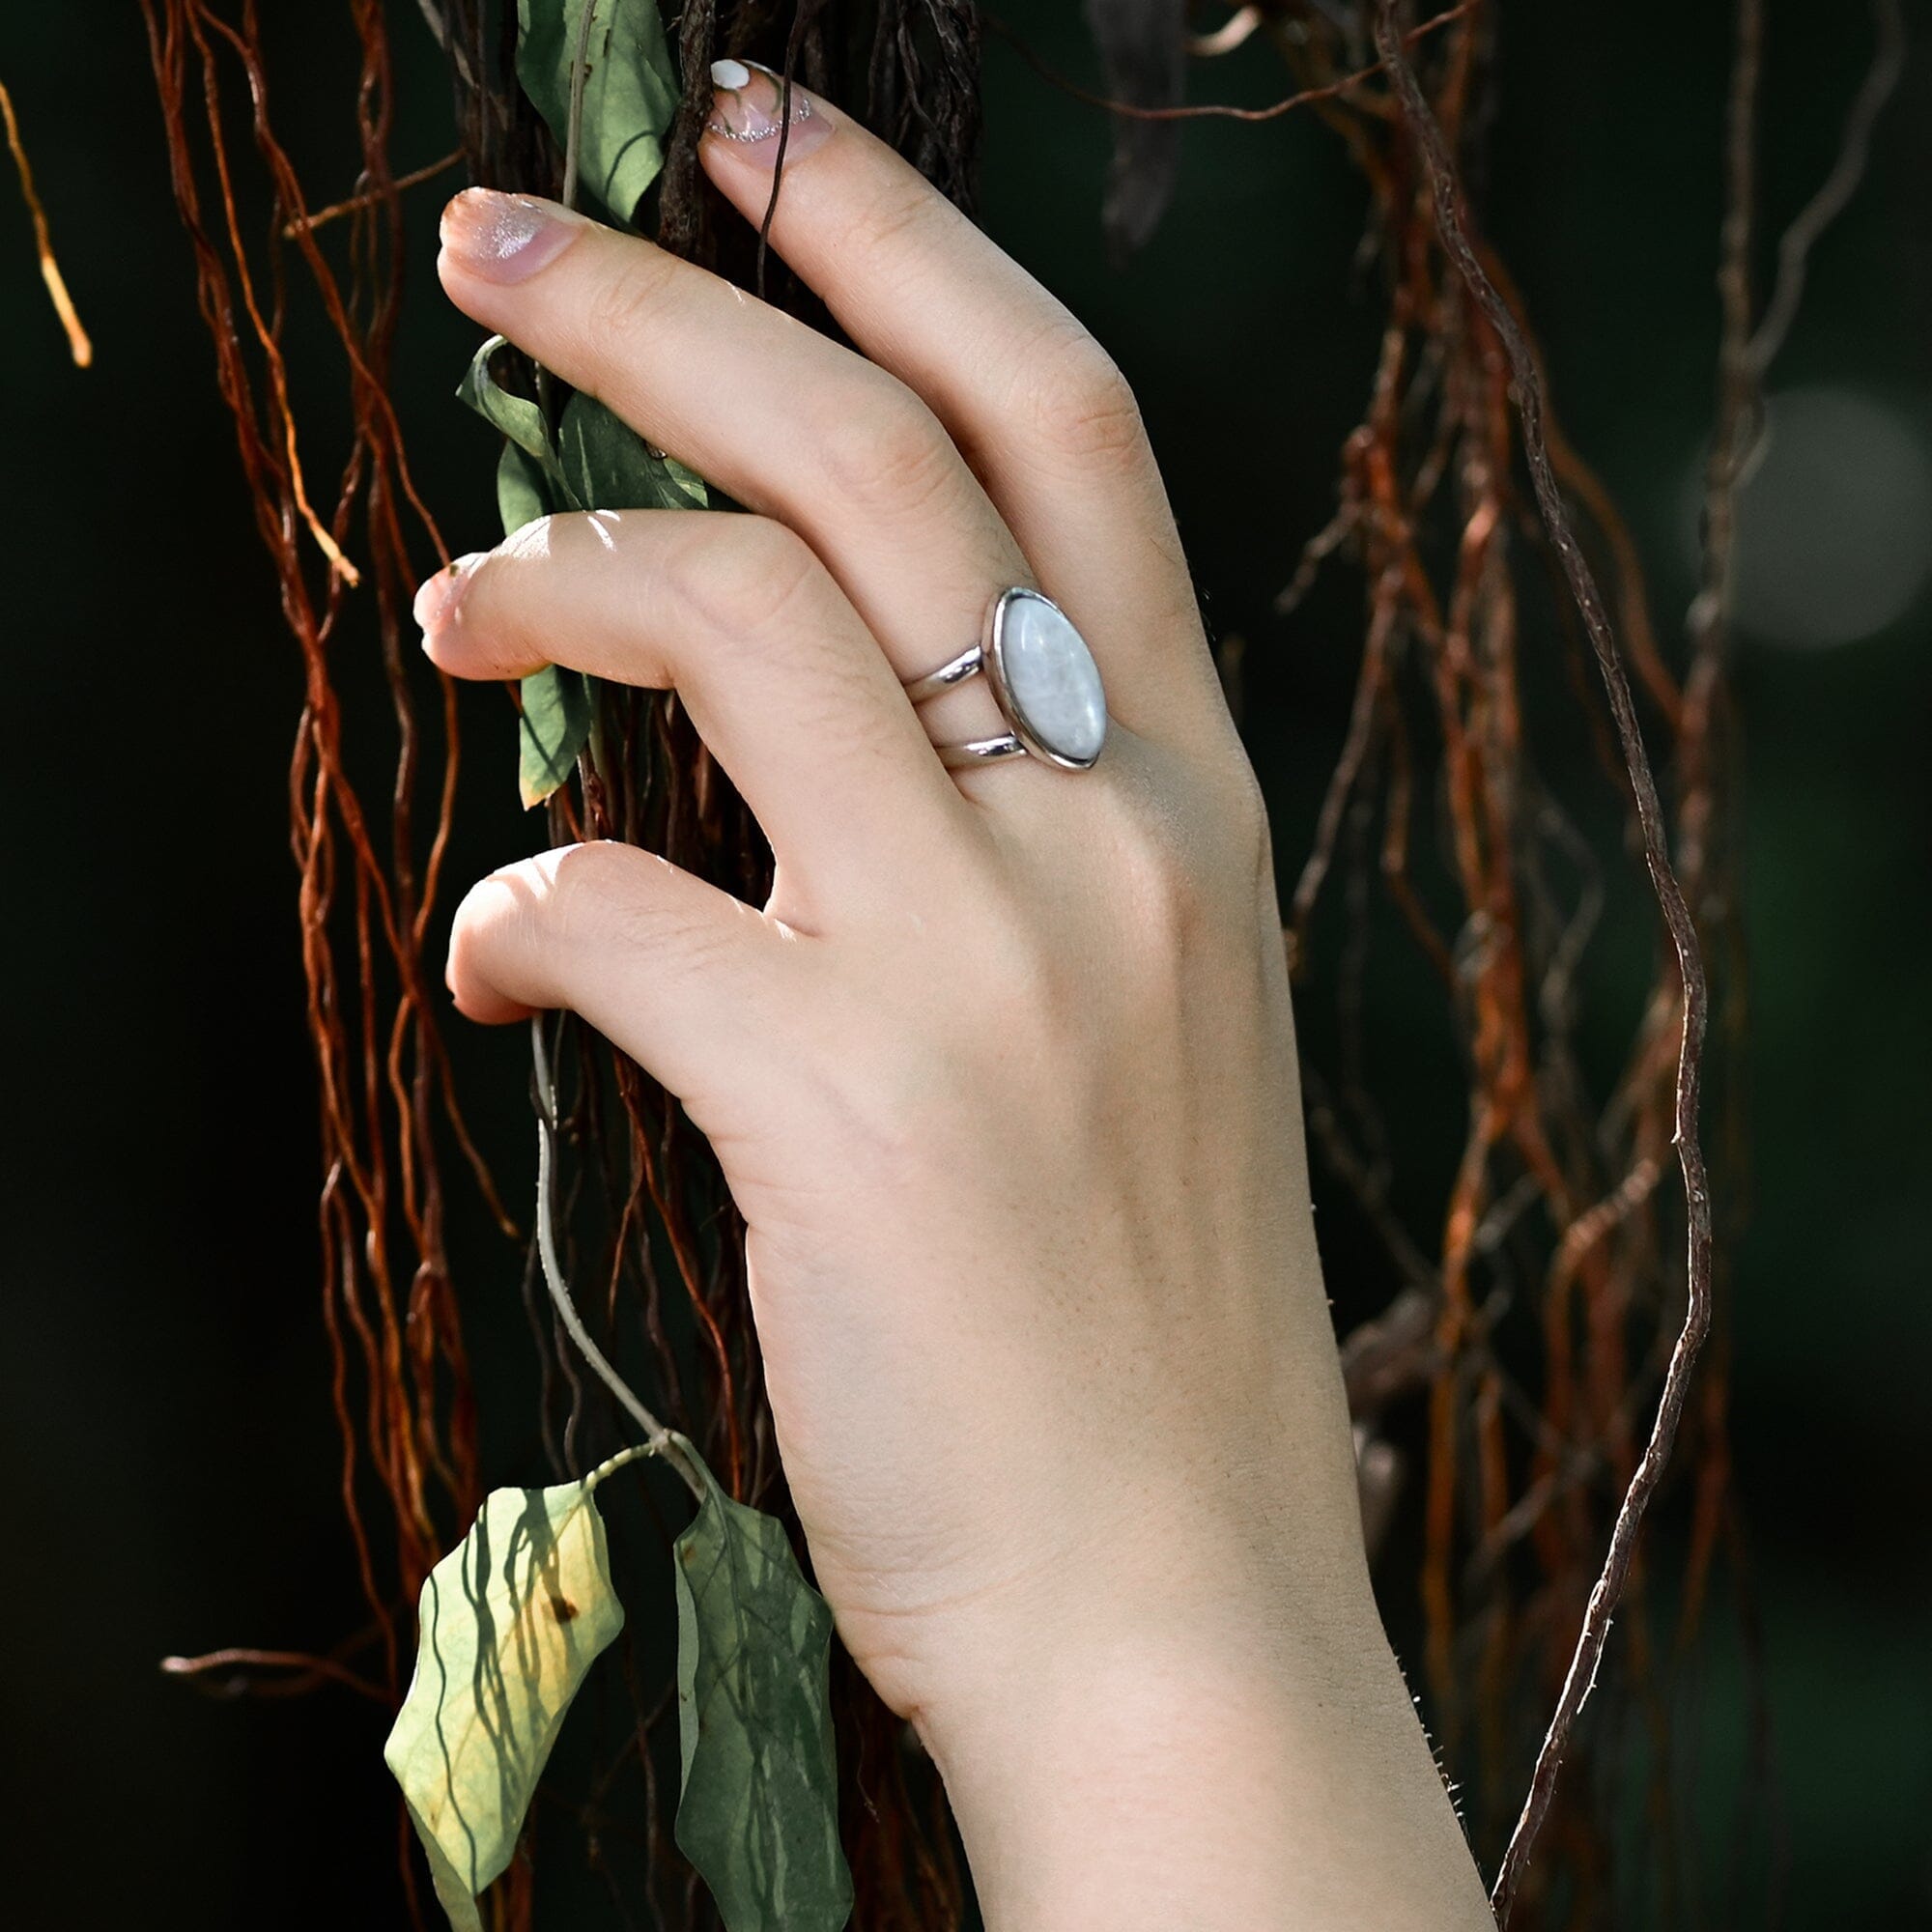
[706,58,835,162]
[439,189,587,283]
[414,553,487,639]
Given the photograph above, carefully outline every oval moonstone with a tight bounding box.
[996,590,1108,766]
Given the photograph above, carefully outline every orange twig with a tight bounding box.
[0,74,92,366]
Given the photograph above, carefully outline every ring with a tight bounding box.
[903,587,1109,771]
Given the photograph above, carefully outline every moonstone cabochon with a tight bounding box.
[991,590,1109,767]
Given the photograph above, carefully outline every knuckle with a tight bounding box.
[1099,769,1263,969]
[843,177,937,262]
[813,381,963,519]
[581,257,672,364]
[667,515,825,643]
[1014,332,1150,470]
[542,845,722,978]
[1213,758,1274,886]
[1117,816,1208,956]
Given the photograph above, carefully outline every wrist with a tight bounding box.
[915,1582,1495,1932]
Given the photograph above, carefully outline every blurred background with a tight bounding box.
[2,2,1926,1925]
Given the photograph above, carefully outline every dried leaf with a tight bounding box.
[384,1480,628,1932]
[517,0,680,226]
[672,1446,853,1932]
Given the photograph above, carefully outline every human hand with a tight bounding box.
[418,61,1492,1930]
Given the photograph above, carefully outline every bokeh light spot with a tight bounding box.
[1680,385,1932,648]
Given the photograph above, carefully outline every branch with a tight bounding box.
[0,73,92,365]
[1366,5,1716,1917]
[1747,0,1906,379]
[985,3,1474,127]
[280,150,462,239]
[159,1646,390,1705]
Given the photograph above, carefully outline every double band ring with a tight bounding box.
[904,587,1109,771]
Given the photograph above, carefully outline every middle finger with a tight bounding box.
[437,189,1022,758]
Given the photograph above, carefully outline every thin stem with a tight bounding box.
[532,1018,705,1500]
[985,2,1473,127]
[159,1646,391,1705]
[280,150,462,240]
[582,1439,666,1493]
[562,0,600,213]
[1747,0,1905,379]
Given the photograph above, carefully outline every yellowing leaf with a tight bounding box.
[384,1479,627,1929]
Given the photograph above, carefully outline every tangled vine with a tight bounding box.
[128,1,1903,1926]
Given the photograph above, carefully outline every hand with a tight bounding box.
[418,62,1493,1931]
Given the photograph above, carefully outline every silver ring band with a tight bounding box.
[904,587,1109,773]
[902,642,985,707]
[939,733,1027,769]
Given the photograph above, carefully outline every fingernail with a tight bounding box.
[706,58,835,163]
[439,189,587,283]
[414,553,487,638]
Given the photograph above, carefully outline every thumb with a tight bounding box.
[446,841,798,1118]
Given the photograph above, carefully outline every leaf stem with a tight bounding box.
[561,0,600,213]
[582,1439,671,1493]
[532,1017,705,1499]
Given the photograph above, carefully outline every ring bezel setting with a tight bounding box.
[904,587,1109,772]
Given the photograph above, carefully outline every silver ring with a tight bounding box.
[903,587,1109,772]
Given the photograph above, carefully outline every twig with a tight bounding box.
[0,74,92,365]
[1366,5,1716,1917]
[280,150,462,239]
[1188,6,1264,59]
[159,1646,390,1704]
[1747,0,1905,378]
[756,0,828,298]
[531,1018,706,1500]
[985,3,1474,127]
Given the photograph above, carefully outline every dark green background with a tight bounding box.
[2,4,1925,1925]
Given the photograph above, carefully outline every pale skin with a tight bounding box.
[417,60,1497,1932]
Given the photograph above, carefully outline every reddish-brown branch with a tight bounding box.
[985,2,1474,127]
[1368,4,1717,1915]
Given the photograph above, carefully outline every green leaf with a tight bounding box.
[384,1479,627,1929]
[496,438,552,535]
[559,390,709,513]
[517,0,679,226]
[458,334,579,508]
[490,438,596,809]
[519,663,597,810]
[671,1438,853,1932]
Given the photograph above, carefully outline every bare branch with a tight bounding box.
[1366,5,1718,1916]
[1748,0,1906,378]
